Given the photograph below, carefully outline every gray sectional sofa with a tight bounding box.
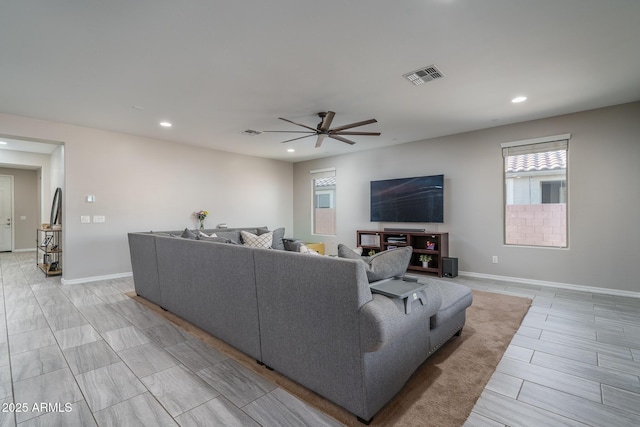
[128,227,473,423]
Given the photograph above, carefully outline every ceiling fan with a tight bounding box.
[264,111,380,148]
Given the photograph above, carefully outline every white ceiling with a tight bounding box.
[1,1,639,162]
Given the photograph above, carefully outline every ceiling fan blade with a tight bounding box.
[330,118,377,132]
[315,134,326,148]
[278,117,318,132]
[318,111,335,132]
[262,130,315,134]
[281,134,315,143]
[329,134,357,145]
[333,131,381,136]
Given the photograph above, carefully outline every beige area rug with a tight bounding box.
[130,290,531,427]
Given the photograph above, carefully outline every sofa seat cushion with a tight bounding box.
[337,244,412,282]
[428,281,473,328]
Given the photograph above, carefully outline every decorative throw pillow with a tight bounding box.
[298,244,321,255]
[270,227,286,250]
[337,243,365,260]
[365,247,412,282]
[257,227,285,250]
[199,231,217,238]
[337,244,412,282]
[215,231,241,244]
[180,228,198,239]
[197,235,230,243]
[241,230,273,249]
[283,238,304,252]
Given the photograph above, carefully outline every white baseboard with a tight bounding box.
[61,272,132,286]
[459,271,640,299]
[13,248,36,253]
[60,269,639,299]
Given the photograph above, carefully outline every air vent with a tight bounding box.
[403,65,445,86]
[242,129,262,136]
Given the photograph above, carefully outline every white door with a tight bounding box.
[0,176,13,252]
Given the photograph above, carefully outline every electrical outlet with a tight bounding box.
[492,256,499,264]
[93,215,106,223]
[81,216,90,224]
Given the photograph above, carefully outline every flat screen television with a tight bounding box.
[370,174,444,223]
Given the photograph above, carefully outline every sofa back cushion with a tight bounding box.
[128,233,162,305]
[153,236,262,360]
[254,250,371,414]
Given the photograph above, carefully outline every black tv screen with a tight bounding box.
[370,174,444,223]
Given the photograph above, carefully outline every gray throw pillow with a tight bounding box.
[365,247,412,281]
[215,231,240,244]
[337,243,367,260]
[180,228,198,239]
[337,244,412,282]
[262,227,285,250]
[283,238,304,252]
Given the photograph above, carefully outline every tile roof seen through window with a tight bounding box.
[505,150,566,173]
[314,177,336,187]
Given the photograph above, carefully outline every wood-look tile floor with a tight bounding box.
[0,252,340,427]
[459,276,640,427]
[1,251,639,426]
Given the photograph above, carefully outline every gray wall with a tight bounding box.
[0,167,38,250]
[0,113,293,281]
[2,102,637,291]
[293,102,640,293]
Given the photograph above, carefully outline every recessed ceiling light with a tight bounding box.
[159,121,172,127]
[512,96,527,103]
[287,148,295,153]
[0,141,7,145]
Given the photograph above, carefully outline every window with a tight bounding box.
[541,180,566,204]
[311,168,336,235]
[502,135,569,247]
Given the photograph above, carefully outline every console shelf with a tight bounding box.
[357,230,449,277]
[36,228,62,277]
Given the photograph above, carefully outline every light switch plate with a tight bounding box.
[81,216,90,223]
[93,215,105,223]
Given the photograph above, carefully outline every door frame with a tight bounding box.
[0,174,15,252]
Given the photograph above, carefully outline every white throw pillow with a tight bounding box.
[298,244,321,255]
[199,231,217,238]
[241,230,273,249]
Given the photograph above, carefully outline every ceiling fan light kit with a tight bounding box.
[264,111,380,148]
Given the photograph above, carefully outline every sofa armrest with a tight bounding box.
[359,287,442,353]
